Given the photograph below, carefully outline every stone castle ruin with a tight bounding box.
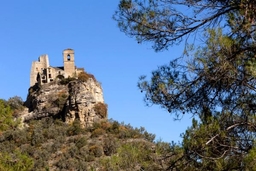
[25,48,107,127]
[30,48,84,86]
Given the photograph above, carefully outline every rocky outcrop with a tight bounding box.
[22,78,107,127]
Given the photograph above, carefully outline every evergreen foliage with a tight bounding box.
[0,98,174,170]
[115,0,256,169]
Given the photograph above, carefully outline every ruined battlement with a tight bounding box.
[30,49,84,86]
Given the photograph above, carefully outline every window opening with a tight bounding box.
[67,54,71,61]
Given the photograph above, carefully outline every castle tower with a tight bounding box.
[63,48,75,77]
[30,55,49,86]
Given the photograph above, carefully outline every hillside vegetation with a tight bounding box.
[0,97,177,171]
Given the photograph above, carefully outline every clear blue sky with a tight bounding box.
[0,0,192,143]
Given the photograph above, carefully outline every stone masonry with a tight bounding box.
[30,48,84,87]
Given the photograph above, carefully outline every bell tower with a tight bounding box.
[63,48,75,77]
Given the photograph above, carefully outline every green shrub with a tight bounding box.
[59,76,76,85]
[67,144,80,158]
[78,146,88,158]
[55,156,78,170]
[0,109,167,170]
[30,128,45,147]
[2,129,29,146]
[0,150,34,171]
[53,90,68,108]
[100,121,111,130]
[7,96,24,117]
[32,150,51,170]
[85,155,95,162]
[109,142,154,170]
[67,120,85,136]
[0,99,19,132]
[117,128,133,139]
[108,121,120,134]
[155,140,172,155]
[103,136,118,156]
[137,127,156,142]
[7,96,24,110]
[75,136,87,149]
[89,145,103,157]
[91,128,105,138]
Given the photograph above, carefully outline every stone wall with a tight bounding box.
[63,49,75,77]
[29,49,84,87]
[30,55,49,86]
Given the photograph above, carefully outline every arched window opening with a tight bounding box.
[67,54,71,61]
[36,73,40,82]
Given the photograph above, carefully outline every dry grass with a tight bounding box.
[78,71,97,82]
[93,102,108,118]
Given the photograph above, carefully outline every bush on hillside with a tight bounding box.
[59,76,76,85]
[93,102,108,118]
[0,99,19,132]
[78,71,96,82]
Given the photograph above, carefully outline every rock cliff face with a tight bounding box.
[23,78,107,127]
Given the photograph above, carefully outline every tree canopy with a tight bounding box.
[114,0,256,170]
[114,0,256,51]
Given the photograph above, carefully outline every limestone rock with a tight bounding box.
[22,78,107,127]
